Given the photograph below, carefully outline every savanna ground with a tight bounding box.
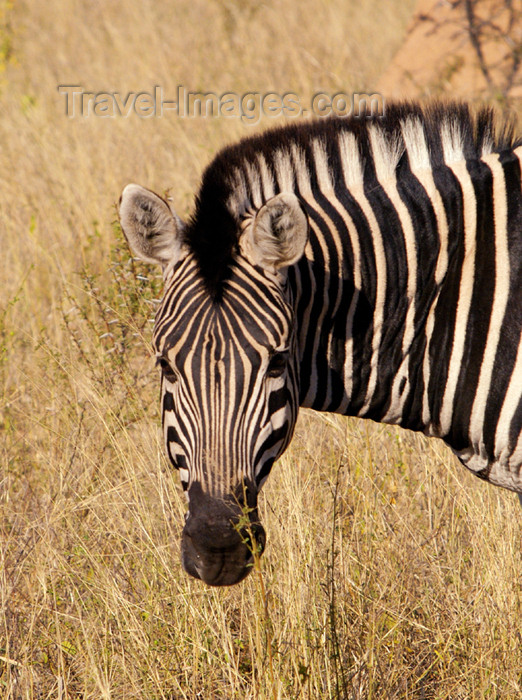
[0,0,521,697]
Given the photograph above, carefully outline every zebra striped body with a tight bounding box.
[120,102,522,585]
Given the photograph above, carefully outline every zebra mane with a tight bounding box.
[184,101,520,295]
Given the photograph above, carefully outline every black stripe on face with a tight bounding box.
[254,422,290,470]
[268,384,291,414]
[255,456,276,486]
[166,425,182,469]
[163,390,174,413]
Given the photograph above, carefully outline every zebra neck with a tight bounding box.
[290,162,440,431]
[292,145,522,460]
[292,193,429,432]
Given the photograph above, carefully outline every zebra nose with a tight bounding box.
[181,516,266,586]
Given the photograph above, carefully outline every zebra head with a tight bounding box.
[119,184,308,585]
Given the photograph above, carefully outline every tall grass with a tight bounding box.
[1,0,521,697]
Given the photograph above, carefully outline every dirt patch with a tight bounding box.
[378,0,522,104]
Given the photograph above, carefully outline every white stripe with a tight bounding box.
[337,132,365,410]
[290,142,313,199]
[441,119,464,164]
[439,157,477,436]
[342,127,390,415]
[289,144,315,367]
[495,146,522,467]
[273,148,295,193]
[311,138,349,408]
[311,138,333,193]
[495,332,522,464]
[401,118,450,427]
[349,198,387,415]
[244,160,263,208]
[368,125,404,180]
[256,153,275,200]
[290,143,327,407]
[227,168,249,218]
[298,140,333,406]
[400,117,431,171]
[368,127,417,423]
[339,131,364,187]
[381,193,417,423]
[469,153,510,454]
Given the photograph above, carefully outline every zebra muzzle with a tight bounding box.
[181,485,266,586]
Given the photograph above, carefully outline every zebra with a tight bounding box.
[119,101,522,586]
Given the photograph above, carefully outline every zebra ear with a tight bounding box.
[243,192,308,271]
[118,184,187,269]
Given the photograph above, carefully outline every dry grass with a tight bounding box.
[1,0,521,698]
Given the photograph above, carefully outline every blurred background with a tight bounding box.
[0,1,520,698]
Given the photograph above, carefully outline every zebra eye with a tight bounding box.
[157,357,177,383]
[267,351,287,378]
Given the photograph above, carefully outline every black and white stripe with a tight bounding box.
[154,254,299,493]
[133,101,522,501]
